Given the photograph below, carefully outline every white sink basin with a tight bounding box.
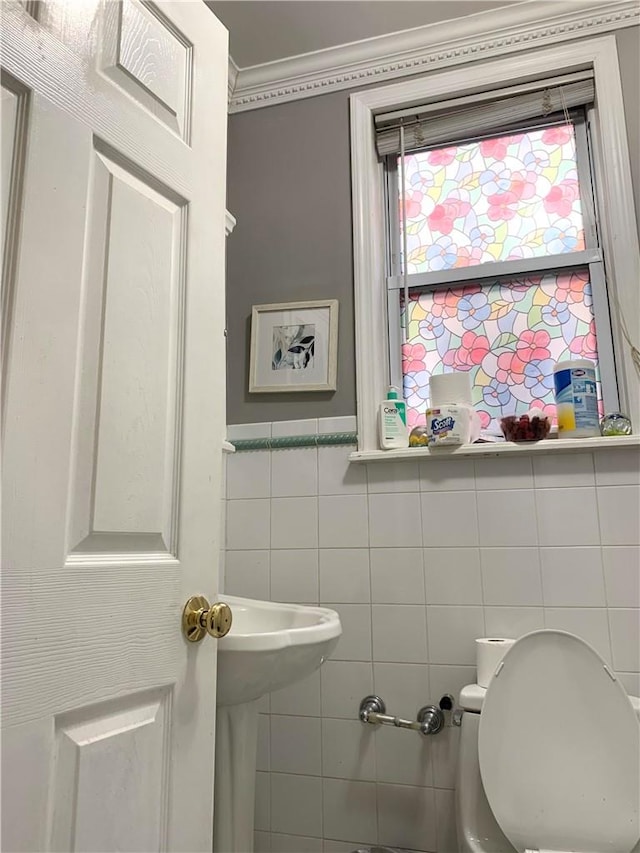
[216,595,342,706]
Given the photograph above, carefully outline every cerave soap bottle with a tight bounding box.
[379,386,408,449]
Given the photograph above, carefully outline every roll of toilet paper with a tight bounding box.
[430,371,472,406]
[476,638,515,688]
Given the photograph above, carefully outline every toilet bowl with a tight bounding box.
[455,629,640,853]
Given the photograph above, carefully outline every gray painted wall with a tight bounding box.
[226,26,640,424]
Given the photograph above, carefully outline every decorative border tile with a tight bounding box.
[232,432,357,452]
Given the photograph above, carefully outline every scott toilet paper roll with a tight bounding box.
[476,637,515,688]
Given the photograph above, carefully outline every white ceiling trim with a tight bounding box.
[228,55,239,101]
[228,0,639,114]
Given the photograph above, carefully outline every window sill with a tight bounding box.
[349,433,639,462]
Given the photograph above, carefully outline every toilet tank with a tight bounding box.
[455,710,514,853]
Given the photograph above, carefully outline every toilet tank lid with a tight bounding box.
[459,681,640,717]
[459,683,486,712]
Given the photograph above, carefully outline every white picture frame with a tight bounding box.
[249,299,339,393]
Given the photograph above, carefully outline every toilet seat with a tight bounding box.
[478,630,640,853]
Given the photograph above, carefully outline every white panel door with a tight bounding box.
[1,2,228,850]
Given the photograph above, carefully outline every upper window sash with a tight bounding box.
[385,111,598,286]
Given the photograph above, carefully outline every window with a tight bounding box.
[384,114,613,431]
[350,36,640,453]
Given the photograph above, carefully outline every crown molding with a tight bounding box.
[228,55,239,101]
[225,210,236,237]
[229,0,639,114]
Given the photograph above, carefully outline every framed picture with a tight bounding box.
[249,299,339,393]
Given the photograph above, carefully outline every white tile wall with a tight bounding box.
[539,547,606,607]
[483,605,544,636]
[318,415,358,434]
[270,834,322,853]
[374,725,433,786]
[368,459,420,492]
[422,490,479,547]
[272,497,318,549]
[271,549,319,603]
[271,774,322,837]
[420,458,475,492]
[594,447,640,486]
[321,719,376,781]
[369,492,422,548]
[271,670,321,717]
[602,546,640,607]
[319,495,369,548]
[474,456,533,490]
[425,547,482,605]
[609,608,640,671]
[371,548,425,603]
[255,771,270,831]
[320,548,370,603]
[543,607,612,664]
[536,487,600,546]
[322,779,377,845]
[480,547,542,606]
[597,485,640,545]
[427,606,486,665]
[434,787,458,853]
[227,499,271,550]
[271,715,322,776]
[532,452,595,488]
[477,490,537,546]
[377,783,437,851]
[321,661,374,719]
[227,449,271,499]
[371,604,428,663]
[272,448,318,497]
[225,550,270,599]
[326,603,372,661]
[318,446,367,495]
[228,422,272,440]
[373,662,430,715]
[272,419,318,438]
[225,437,640,853]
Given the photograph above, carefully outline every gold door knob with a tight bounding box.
[182,596,233,643]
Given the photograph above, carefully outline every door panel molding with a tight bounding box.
[100,0,193,142]
[66,140,187,558]
[50,687,172,852]
[1,70,30,436]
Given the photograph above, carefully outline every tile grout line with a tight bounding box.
[592,453,616,669]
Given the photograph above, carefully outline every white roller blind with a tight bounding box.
[374,70,594,157]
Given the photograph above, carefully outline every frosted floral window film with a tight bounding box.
[399,125,586,274]
[400,269,602,430]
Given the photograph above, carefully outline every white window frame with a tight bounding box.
[350,35,640,453]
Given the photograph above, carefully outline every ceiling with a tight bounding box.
[207,1,517,68]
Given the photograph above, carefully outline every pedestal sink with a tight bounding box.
[214,595,341,853]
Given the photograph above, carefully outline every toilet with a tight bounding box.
[455,629,640,853]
